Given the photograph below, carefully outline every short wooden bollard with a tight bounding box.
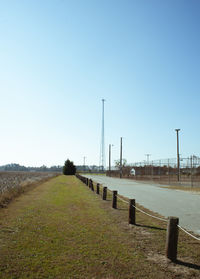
[165,217,179,261]
[96,183,100,194]
[90,180,94,191]
[102,187,107,200]
[86,178,88,186]
[112,191,117,209]
[129,199,136,225]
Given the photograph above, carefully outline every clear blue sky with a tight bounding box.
[0,0,199,167]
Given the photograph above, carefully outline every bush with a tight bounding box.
[63,159,76,175]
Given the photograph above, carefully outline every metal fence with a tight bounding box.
[110,156,200,188]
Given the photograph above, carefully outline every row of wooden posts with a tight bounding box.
[76,174,179,262]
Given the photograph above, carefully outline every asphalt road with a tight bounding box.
[84,175,200,236]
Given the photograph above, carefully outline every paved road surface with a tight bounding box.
[84,175,200,235]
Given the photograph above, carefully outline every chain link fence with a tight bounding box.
[108,156,200,188]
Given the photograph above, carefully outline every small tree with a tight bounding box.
[114,159,127,169]
[63,159,76,175]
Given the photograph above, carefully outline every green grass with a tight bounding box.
[0,175,199,279]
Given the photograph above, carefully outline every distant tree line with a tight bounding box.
[0,163,62,172]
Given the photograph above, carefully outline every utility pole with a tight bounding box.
[120,137,122,178]
[99,99,106,171]
[109,144,113,174]
[175,129,180,182]
[83,156,86,172]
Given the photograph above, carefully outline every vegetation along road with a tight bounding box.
[0,175,199,278]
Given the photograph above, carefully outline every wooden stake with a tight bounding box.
[112,191,117,209]
[166,217,179,261]
[91,180,94,191]
[96,183,100,194]
[129,199,135,225]
[102,187,107,200]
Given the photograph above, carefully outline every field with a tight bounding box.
[0,171,58,206]
[0,175,199,278]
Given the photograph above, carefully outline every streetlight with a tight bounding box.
[175,129,180,181]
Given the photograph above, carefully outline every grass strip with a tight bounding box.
[0,175,199,279]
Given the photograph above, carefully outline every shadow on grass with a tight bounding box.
[175,260,200,270]
[117,208,128,211]
[135,223,166,231]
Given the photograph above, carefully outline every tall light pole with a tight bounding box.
[175,129,180,181]
[120,137,122,178]
[100,99,106,171]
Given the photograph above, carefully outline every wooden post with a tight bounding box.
[96,183,100,194]
[165,217,179,261]
[90,179,93,189]
[112,191,117,209]
[91,180,94,191]
[102,187,107,200]
[129,199,135,225]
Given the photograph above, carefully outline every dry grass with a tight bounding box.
[0,172,59,207]
[160,185,200,192]
[0,175,199,279]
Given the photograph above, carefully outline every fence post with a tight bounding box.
[129,199,136,225]
[102,187,107,200]
[89,179,91,189]
[112,191,117,209]
[96,183,100,194]
[159,160,161,183]
[91,180,94,191]
[191,156,193,188]
[165,217,179,261]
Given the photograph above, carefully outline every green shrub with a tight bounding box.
[63,159,76,175]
